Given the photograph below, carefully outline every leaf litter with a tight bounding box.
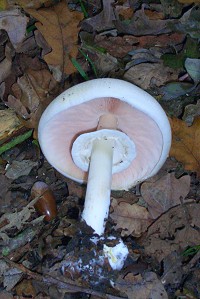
[0,0,200,298]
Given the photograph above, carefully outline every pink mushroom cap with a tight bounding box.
[38,78,171,190]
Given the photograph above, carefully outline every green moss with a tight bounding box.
[162,36,200,69]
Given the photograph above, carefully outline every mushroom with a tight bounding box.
[38,78,171,235]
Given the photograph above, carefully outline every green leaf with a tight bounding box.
[71,58,89,81]
[78,0,88,18]
[79,48,98,78]
[0,130,33,156]
[182,245,200,257]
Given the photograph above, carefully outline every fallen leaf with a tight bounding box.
[125,49,160,70]
[94,35,138,58]
[16,279,36,297]
[93,51,118,77]
[7,68,59,129]
[0,197,40,241]
[26,1,83,78]
[15,0,56,9]
[176,6,200,39]
[123,62,178,90]
[115,6,134,21]
[160,82,194,100]
[95,33,185,59]
[161,252,183,286]
[115,8,175,35]
[134,32,185,49]
[114,272,168,299]
[0,109,22,140]
[160,0,183,18]
[5,160,38,180]
[0,290,13,299]
[141,173,191,219]
[0,56,12,85]
[162,36,200,69]
[185,58,200,83]
[53,218,78,238]
[169,117,200,176]
[0,30,15,84]
[0,175,12,214]
[139,203,200,262]
[144,9,165,20]
[183,99,200,126]
[3,267,23,291]
[34,29,52,57]
[82,0,116,32]
[0,8,28,48]
[110,198,153,237]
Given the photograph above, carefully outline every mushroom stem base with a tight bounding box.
[82,138,114,235]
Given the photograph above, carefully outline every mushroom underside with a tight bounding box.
[39,97,163,190]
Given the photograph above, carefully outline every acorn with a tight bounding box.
[31,181,57,221]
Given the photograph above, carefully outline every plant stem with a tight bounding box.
[0,130,33,155]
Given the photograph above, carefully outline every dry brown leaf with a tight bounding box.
[115,8,175,35]
[115,6,134,20]
[95,33,185,59]
[144,10,165,20]
[182,99,200,126]
[0,290,13,299]
[15,279,36,297]
[110,198,153,237]
[7,68,59,129]
[94,35,138,58]
[0,197,40,241]
[0,175,12,214]
[0,109,22,140]
[0,30,15,84]
[114,272,168,299]
[82,0,115,32]
[5,160,38,180]
[141,173,191,219]
[0,57,12,85]
[26,1,83,78]
[139,203,200,262]
[14,0,56,9]
[137,32,185,48]
[169,117,200,176]
[123,62,178,90]
[0,9,28,48]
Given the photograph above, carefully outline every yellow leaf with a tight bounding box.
[26,1,83,76]
[169,117,200,176]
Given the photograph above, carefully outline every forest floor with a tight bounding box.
[0,1,200,298]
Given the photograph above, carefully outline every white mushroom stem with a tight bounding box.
[82,138,114,235]
[81,114,118,235]
[72,113,136,235]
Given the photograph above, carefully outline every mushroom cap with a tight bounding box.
[38,78,171,190]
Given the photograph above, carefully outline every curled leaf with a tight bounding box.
[185,58,200,83]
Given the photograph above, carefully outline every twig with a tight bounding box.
[3,257,127,299]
